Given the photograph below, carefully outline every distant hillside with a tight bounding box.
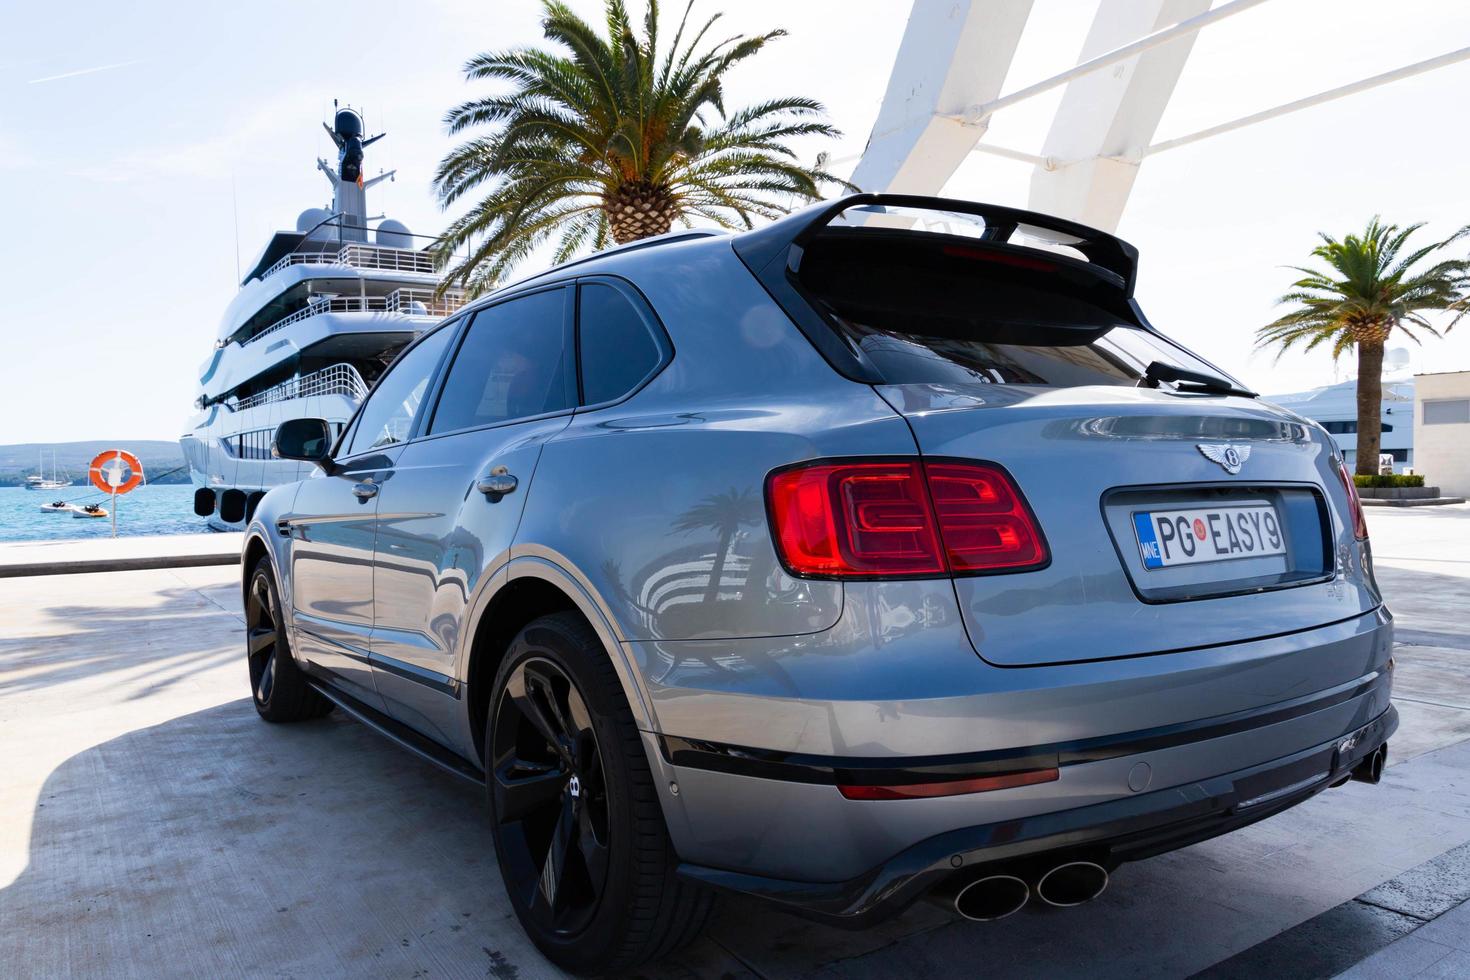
[0,441,190,486]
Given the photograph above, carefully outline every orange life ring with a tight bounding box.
[88,450,145,495]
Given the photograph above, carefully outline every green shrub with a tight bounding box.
[1353,473,1425,488]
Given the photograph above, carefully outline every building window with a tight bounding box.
[1424,399,1470,425]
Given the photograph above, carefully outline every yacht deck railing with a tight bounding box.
[245,288,464,347]
[233,363,369,411]
[260,243,439,279]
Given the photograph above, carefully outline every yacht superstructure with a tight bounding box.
[181,105,463,529]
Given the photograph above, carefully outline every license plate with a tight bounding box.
[1132,504,1285,569]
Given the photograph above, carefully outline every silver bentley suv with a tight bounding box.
[245,194,1395,973]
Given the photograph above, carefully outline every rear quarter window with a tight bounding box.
[577,282,665,405]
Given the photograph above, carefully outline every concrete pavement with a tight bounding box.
[1,507,1467,978]
[1335,898,1470,978]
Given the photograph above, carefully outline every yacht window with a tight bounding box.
[429,288,572,434]
[341,326,453,457]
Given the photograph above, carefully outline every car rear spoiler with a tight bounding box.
[731,193,1153,385]
[732,193,1142,296]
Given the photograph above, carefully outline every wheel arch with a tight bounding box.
[463,556,658,765]
[241,528,299,642]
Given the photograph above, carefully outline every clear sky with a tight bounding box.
[3,0,1469,443]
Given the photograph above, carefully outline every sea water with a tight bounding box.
[0,485,208,542]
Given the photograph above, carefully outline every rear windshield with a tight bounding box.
[832,315,1219,388]
[798,229,1229,389]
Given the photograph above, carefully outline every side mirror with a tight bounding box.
[273,418,334,464]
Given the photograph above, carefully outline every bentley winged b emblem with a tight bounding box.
[1197,443,1250,475]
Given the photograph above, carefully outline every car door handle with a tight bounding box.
[476,467,518,496]
[352,482,378,500]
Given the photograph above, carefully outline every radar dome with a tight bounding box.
[334,108,364,139]
[297,208,334,241]
[376,219,413,249]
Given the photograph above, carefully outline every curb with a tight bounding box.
[0,554,241,579]
[1361,497,1467,508]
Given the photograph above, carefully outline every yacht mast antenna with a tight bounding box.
[316,101,393,243]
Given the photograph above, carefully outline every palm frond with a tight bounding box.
[434,0,845,294]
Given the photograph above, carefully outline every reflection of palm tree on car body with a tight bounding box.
[673,487,763,607]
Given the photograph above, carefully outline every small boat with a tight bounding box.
[39,500,72,513]
[72,504,109,519]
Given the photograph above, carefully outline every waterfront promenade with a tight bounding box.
[2,509,1468,977]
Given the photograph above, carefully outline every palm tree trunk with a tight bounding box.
[703,528,734,605]
[1354,339,1386,476]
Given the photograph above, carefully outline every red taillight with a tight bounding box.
[766,459,1048,578]
[837,768,1059,800]
[1335,457,1369,540]
[766,461,946,577]
[926,463,1048,571]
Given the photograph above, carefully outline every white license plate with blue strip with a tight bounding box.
[1132,504,1285,569]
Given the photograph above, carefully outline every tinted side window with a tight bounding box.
[578,283,663,405]
[430,289,571,435]
[342,327,453,456]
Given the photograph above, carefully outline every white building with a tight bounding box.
[1263,374,1415,473]
[1413,370,1470,496]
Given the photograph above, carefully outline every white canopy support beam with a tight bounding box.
[973,143,1051,168]
[955,0,1270,126]
[1027,0,1218,233]
[848,0,1034,194]
[1143,44,1470,156]
[852,0,1470,239]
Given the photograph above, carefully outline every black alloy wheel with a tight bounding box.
[245,558,332,722]
[485,612,713,973]
[246,572,280,707]
[491,657,610,937]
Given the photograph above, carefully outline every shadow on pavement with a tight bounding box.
[0,583,241,701]
[0,698,541,978]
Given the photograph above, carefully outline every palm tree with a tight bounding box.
[434,0,849,295]
[1258,218,1470,475]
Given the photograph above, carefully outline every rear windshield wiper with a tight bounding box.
[1143,361,1256,398]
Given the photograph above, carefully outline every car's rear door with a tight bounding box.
[368,286,574,748]
[287,325,454,709]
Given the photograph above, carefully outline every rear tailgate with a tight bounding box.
[881,382,1375,666]
[737,194,1380,667]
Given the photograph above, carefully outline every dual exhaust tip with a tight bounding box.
[942,860,1110,922]
[1351,743,1388,785]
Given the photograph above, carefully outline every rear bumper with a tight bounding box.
[675,704,1397,927]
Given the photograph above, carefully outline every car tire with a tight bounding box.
[245,557,333,723]
[486,611,714,974]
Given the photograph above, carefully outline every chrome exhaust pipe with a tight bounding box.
[1351,743,1387,785]
[932,873,1031,922]
[1034,860,1109,908]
